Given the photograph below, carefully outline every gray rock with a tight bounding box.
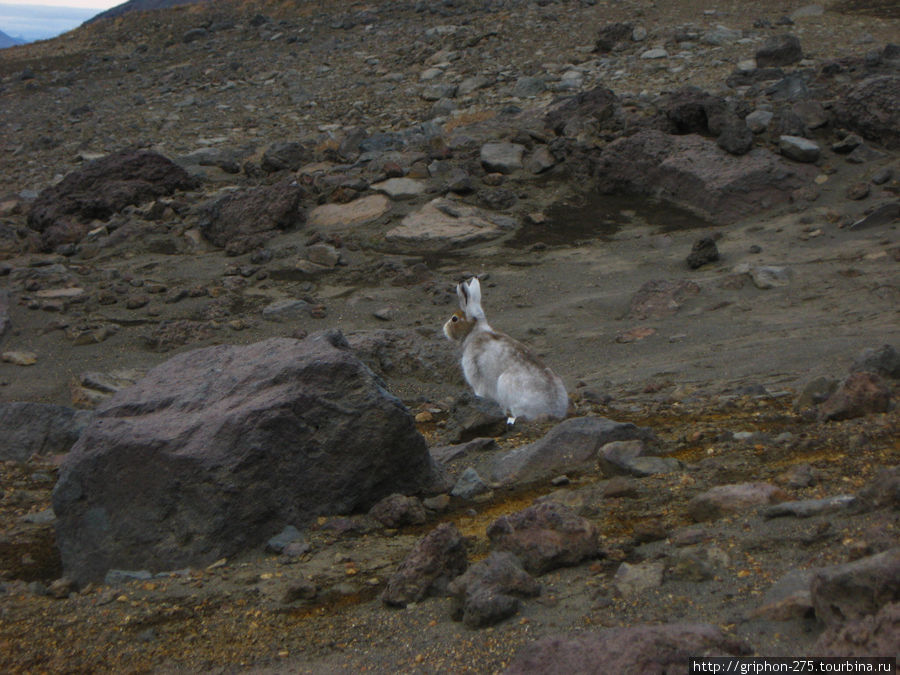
[702,25,742,46]
[688,482,790,522]
[595,130,816,224]
[762,495,856,519]
[640,48,668,59]
[385,197,517,254]
[526,146,557,174]
[371,177,427,200]
[448,551,540,628]
[598,441,680,478]
[0,403,93,461]
[260,141,310,173]
[746,109,774,134]
[451,467,490,499]
[756,34,803,67]
[779,135,820,163]
[851,344,900,379]
[487,501,601,575]
[810,548,900,626]
[833,75,900,149]
[261,298,311,322]
[614,561,664,595]
[53,332,441,584]
[849,202,900,230]
[381,523,467,606]
[306,243,341,268]
[105,569,152,585]
[368,493,427,528]
[794,376,839,412]
[513,76,546,97]
[735,263,793,289]
[490,416,656,485]
[506,623,749,674]
[480,142,526,174]
[265,525,306,554]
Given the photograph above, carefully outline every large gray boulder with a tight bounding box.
[52,331,441,584]
[593,129,816,224]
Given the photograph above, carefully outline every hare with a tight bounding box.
[443,277,568,426]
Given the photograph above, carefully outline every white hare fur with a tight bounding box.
[443,277,568,425]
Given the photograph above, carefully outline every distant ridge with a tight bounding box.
[88,0,210,23]
[0,28,27,48]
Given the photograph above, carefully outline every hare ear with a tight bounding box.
[462,277,485,321]
[457,281,469,311]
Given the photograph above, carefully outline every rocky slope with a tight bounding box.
[0,0,898,672]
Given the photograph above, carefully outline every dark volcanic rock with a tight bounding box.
[381,522,468,607]
[27,151,199,250]
[449,551,541,628]
[810,548,900,627]
[490,416,656,485]
[833,76,900,150]
[260,142,311,173]
[851,344,900,379]
[505,622,750,674]
[368,493,428,528]
[686,237,720,269]
[52,331,440,584]
[544,85,619,136]
[593,130,816,224]
[199,179,306,253]
[661,87,727,135]
[755,34,803,67]
[593,22,633,53]
[486,501,601,575]
[818,371,891,421]
[0,402,93,461]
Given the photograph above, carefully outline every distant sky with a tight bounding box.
[0,2,121,42]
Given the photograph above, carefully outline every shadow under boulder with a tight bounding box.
[52,330,441,585]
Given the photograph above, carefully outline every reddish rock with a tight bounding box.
[487,501,601,575]
[381,523,468,607]
[819,371,891,421]
[448,551,541,628]
[199,179,306,253]
[506,623,749,674]
[810,549,900,627]
[687,482,790,522]
[814,602,900,657]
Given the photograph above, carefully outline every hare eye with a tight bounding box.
[451,315,459,322]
